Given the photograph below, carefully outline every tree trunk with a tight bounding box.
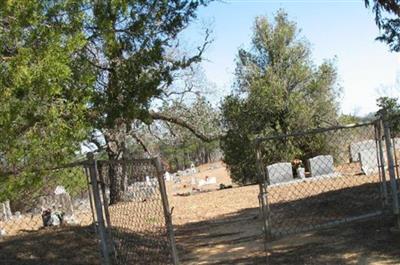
[104,129,127,205]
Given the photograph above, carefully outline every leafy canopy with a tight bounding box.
[365,0,400,51]
[221,11,340,184]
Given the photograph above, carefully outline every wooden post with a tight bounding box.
[87,153,112,265]
[154,157,180,265]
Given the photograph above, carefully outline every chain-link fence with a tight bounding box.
[0,156,178,265]
[0,162,98,265]
[90,157,178,265]
[255,121,395,241]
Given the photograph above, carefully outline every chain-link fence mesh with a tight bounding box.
[256,122,390,238]
[0,163,98,264]
[96,158,176,265]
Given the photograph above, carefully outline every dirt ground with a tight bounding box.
[167,161,400,265]
[1,161,400,265]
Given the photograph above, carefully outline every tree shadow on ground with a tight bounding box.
[0,226,100,265]
[0,225,174,265]
[174,182,400,265]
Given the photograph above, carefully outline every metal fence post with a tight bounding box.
[154,157,180,265]
[376,121,389,205]
[87,153,112,265]
[392,138,400,181]
[255,142,271,265]
[382,119,400,228]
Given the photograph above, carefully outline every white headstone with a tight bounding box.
[359,149,379,175]
[350,140,376,162]
[54,186,67,195]
[13,211,22,219]
[190,163,197,174]
[266,162,293,184]
[164,172,172,181]
[308,155,335,177]
[1,200,12,221]
[198,177,217,186]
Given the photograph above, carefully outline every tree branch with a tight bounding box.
[149,111,223,142]
[130,132,152,156]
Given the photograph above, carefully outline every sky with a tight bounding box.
[180,0,400,116]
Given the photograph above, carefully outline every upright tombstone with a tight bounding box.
[266,162,293,184]
[164,172,172,182]
[190,163,197,174]
[308,155,335,178]
[350,140,376,162]
[359,149,379,175]
[38,187,74,216]
[0,200,12,221]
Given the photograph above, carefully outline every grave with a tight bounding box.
[308,155,335,177]
[350,140,376,162]
[0,200,12,221]
[198,176,217,186]
[37,187,74,216]
[190,163,197,174]
[359,149,379,175]
[164,172,173,181]
[125,180,157,201]
[266,162,293,184]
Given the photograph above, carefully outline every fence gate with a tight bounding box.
[85,154,178,265]
[256,118,400,259]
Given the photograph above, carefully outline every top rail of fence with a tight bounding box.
[0,159,89,178]
[96,157,159,165]
[255,120,378,143]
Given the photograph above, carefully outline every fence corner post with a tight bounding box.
[87,152,112,265]
[382,118,400,229]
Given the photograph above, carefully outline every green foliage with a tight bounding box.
[377,96,400,135]
[221,11,340,184]
[338,114,362,125]
[365,0,400,51]
[0,1,92,174]
[0,1,210,203]
[156,96,221,171]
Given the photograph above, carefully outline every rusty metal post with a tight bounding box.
[154,157,179,265]
[87,153,112,265]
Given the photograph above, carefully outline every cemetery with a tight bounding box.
[3,1,400,264]
[1,139,400,264]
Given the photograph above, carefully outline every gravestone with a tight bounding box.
[38,187,74,216]
[308,155,335,177]
[0,200,12,221]
[350,140,376,162]
[125,181,157,201]
[266,162,293,184]
[198,176,217,186]
[190,163,197,174]
[164,172,172,182]
[359,149,379,175]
